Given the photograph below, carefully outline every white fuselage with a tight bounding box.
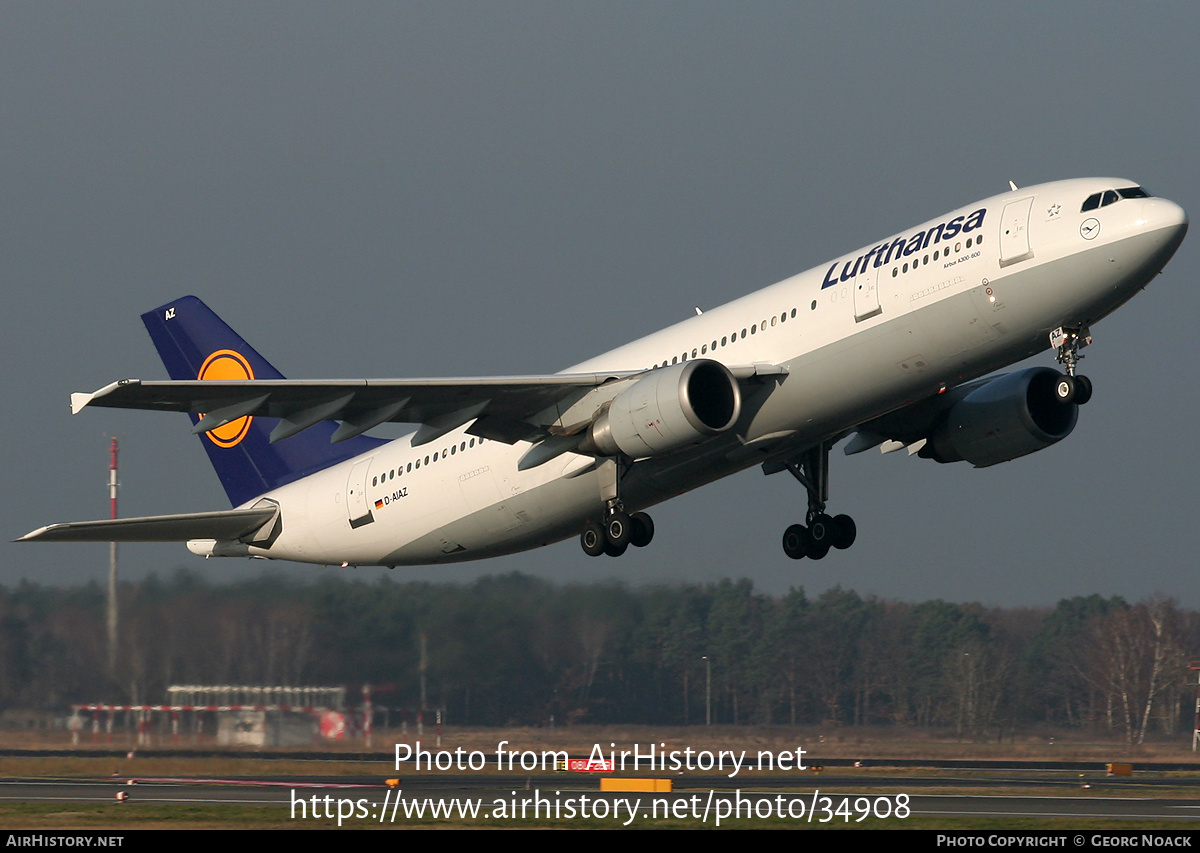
[224,178,1187,566]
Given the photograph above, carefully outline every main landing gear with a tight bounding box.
[780,441,857,561]
[580,457,654,557]
[1050,325,1094,405]
[580,507,654,557]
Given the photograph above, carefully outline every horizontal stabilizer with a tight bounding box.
[16,506,278,543]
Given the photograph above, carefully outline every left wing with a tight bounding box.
[71,364,786,448]
[24,363,785,545]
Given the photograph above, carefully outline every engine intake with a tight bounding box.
[922,367,1078,467]
[581,359,741,458]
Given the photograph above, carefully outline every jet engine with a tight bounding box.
[580,359,741,458]
[920,367,1078,467]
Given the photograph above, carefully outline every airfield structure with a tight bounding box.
[1190,660,1200,752]
[70,684,350,747]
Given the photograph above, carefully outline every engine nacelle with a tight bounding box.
[581,359,741,458]
[922,367,1078,467]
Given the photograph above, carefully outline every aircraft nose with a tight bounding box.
[1145,197,1189,237]
[1132,197,1189,272]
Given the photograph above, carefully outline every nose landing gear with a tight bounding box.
[1050,325,1094,405]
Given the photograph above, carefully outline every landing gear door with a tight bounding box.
[853,264,882,322]
[346,458,374,529]
[999,196,1035,267]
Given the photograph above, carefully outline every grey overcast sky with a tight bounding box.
[4,2,1199,606]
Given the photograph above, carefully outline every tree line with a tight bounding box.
[0,571,1195,743]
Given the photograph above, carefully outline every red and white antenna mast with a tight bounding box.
[109,437,119,520]
[107,437,119,676]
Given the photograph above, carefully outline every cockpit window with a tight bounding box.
[1081,186,1153,213]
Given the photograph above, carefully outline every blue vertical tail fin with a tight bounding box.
[142,296,385,506]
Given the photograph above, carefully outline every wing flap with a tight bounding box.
[16,507,278,543]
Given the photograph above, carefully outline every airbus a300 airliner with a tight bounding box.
[20,178,1188,565]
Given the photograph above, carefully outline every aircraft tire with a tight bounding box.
[808,513,836,550]
[630,512,654,548]
[832,514,857,550]
[603,538,628,557]
[1054,374,1076,403]
[1074,375,1093,405]
[581,522,606,557]
[606,511,632,548]
[782,524,809,560]
[808,540,831,560]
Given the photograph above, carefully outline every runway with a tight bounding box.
[2,772,1199,825]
